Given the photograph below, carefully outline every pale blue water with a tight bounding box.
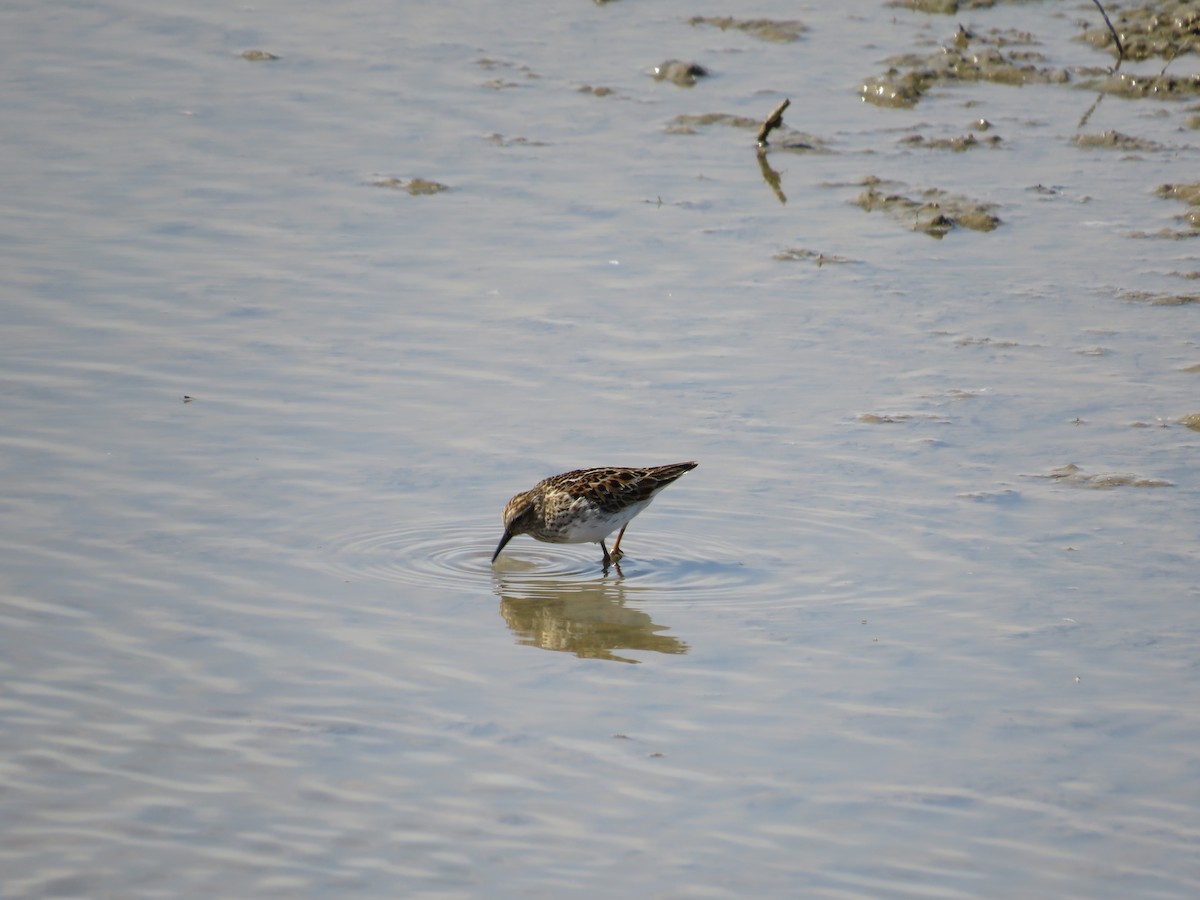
[2,0,1199,896]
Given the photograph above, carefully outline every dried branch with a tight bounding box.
[755,98,790,147]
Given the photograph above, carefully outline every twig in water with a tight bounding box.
[1078,0,1128,128]
[756,98,790,147]
[1089,0,1125,71]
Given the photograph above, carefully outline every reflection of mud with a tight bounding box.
[851,177,1000,237]
[497,580,687,664]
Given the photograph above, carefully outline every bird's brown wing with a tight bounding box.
[556,462,697,514]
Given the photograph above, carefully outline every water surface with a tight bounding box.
[2,0,1199,896]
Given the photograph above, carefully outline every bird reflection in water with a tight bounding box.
[497,578,687,664]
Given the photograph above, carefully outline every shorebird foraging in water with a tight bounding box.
[492,462,698,568]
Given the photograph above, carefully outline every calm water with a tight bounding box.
[2,0,1199,896]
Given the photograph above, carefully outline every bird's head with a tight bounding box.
[492,491,536,562]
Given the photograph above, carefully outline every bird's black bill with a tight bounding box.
[492,530,514,563]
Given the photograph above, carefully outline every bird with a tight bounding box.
[492,462,698,568]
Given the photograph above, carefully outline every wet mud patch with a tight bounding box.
[858,389,992,427]
[666,113,832,153]
[857,412,953,424]
[767,135,831,153]
[1025,183,1091,202]
[850,177,1000,237]
[240,50,279,62]
[862,26,1066,108]
[486,134,549,147]
[652,60,709,87]
[1126,178,1200,238]
[477,57,540,89]
[1155,182,1200,228]
[1073,130,1167,152]
[578,85,617,97]
[1028,463,1172,489]
[371,177,449,195]
[687,16,807,43]
[855,388,1005,436]
[1179,413,1200,430]
[888,0,1015,12]
[1075,0,1200,62]
[1079,72,1200,99]
[667,112,758,133]
[951,335,1021,347]
[899,132,1002,151]
[957,489,1022,503]
[772,248,857,265]
[1129,228,1200,239]
[1118,290,1200,305]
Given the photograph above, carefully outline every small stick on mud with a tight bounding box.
[756,98,790,147]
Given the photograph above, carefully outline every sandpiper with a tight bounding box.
[492,462,698,567]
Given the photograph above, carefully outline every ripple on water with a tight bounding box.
[319,517,765,603]
[318,501,917,613]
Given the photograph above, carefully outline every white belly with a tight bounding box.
[548,497,651,544]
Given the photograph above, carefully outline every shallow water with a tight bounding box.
[2,0,1199,896]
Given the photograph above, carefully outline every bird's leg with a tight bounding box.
[599,544,622,576]
[609,524,629,562]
